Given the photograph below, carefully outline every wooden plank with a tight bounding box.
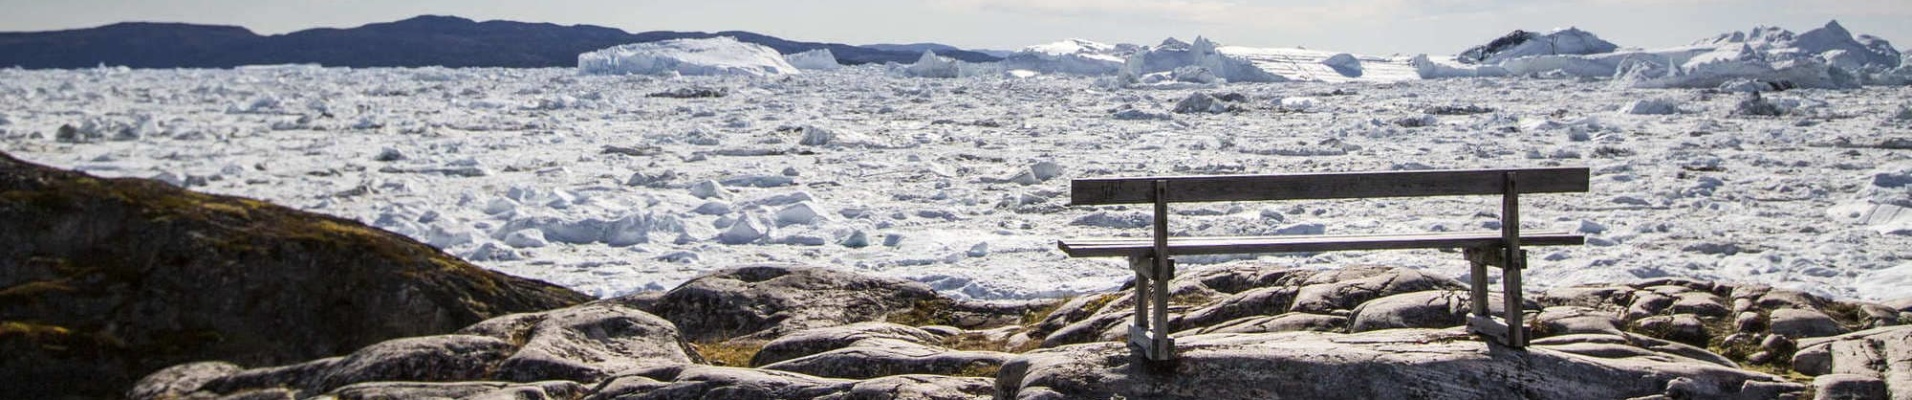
[1070,167,1590,205]
[1057,231,1585,258]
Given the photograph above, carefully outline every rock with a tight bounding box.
[1737,311,1768,332]
[1792,326,1912,398]
[650,265,941,341]
[147,301,697,398]
[1288,267,1466,313]
[467,302,698,383]
[1670,292,1732,317]
[820,375,993,400]
[324,381,512,400]
[1348,290,1524,333]
[1814,374,1890,400]
[760,338,1012,379]
[592,364,850,399]
[0,152,589,399]
[1183,313,1347,335]
[1633,314,1711,347]
[224,334,519,395]
[1770,308,1849,338]
[128,361,244,400]
[998,328,1803,399]
[750,323,942,366]
[1533,306,1626,337]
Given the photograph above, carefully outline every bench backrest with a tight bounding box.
[1069,167,1590,205]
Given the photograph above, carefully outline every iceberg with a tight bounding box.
[578,37,799,77]
[784,48,841,71]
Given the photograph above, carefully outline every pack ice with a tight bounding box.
[578,37,800,77]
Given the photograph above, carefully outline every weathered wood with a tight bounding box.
[1070,167,1590,205]
[1058,231,1584,258]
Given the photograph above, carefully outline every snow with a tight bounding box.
[1000,38,1132,75]
[905,50,962,78]
[5,35,1912,303]
[578,37,799,77]
[784,49,841,71]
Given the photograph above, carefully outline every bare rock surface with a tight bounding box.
[751,322,944,366]
[588,365,991,400]
[133,301,694,399]
[996,328,1803,399]
[0,152,592,399]
[1792,325,1912,399]
[649,264,941,341]
[761,338,1012,380]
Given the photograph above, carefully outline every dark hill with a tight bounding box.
[0,151,593,398]
[0,15,1001,69]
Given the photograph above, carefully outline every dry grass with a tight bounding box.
[953,362,1002,378]
[692,339,767,367]
[887,298,957,327]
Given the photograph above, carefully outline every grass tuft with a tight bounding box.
[887,298,957,327]
[692,339,766,367]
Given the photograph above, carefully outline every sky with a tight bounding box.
[1,0,1908,55]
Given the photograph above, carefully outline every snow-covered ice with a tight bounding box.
[2,56,1909,303]
[784,49,841,71]
[578,37,799,77]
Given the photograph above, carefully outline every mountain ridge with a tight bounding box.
[0,15,1001,69]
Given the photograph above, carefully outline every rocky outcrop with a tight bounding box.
[1791,326,1912,399]
[122,256,1910,399]
[648,264,942,341]
[751,323,1013,380]
[996,328,1802,399]
[589,365,992,400]
[132,301,694,399]
[0,152,592,399]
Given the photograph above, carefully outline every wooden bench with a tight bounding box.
[1058,167,1590,361]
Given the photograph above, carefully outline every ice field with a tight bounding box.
[2,63,1908,302]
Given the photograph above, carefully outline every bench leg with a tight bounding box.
[1469,258,1490,318]
[1125,255,1176,361]
[1150,258,1174,360]
[1503,250,1527,348]
[1128,256,1151,356]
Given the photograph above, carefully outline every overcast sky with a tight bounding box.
[2,0,1907,55]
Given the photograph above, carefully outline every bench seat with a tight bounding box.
[1059,231,1585,258]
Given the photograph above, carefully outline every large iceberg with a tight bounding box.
[1120,37,1286,83]
[905,50,962,78]
[784,49,841,71]
[1458,28,1620,65]
[998,38,1136,75]
[578,37,800,77]
[1417,21,1899,90]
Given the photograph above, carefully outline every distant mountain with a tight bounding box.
[0,15,1001,69]
[862,43,964,53]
